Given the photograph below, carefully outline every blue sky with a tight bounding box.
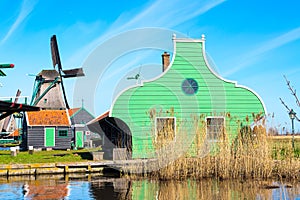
[0,0,300,131]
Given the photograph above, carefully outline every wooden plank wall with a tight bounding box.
[27,126,71,149]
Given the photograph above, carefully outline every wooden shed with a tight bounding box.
[68,107,99,148]
[89,35,266,159]
[23,110,72,150]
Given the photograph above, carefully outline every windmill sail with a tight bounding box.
[62,68,85,78]
[50,35,61,70]
[50,35,70,109]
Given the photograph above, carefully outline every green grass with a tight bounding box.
[270,137,300,159]
[0,148,101,164]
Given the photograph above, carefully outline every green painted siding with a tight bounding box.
[132,180,158,200]
[111,39,265,158]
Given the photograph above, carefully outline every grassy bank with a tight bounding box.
[0,149,99,164]
[0,132,299,180]
[270,136,300,159]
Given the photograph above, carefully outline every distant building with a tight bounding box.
[22,110,72,150]
[68,106,100,148]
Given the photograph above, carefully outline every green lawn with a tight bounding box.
[0,148,101,164]
[270,136,300,159]
[0,137,299,165]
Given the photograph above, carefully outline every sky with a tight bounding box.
[0,0,300,132]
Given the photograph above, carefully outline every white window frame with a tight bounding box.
[155,117,176,142]
[205,116,225,142]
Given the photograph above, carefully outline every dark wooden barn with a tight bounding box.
[22,110,72,150]
[87,111,132,160]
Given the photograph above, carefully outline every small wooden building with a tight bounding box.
[23,110,72,150]
[68,107,99,148]
[87,111,132,159]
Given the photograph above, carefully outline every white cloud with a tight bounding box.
[0,0,38,45]
[65,0,225,68]
[224,26,300,76]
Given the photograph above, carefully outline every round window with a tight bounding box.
[182,78,198,95]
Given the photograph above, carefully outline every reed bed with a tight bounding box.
[124,114,300,180]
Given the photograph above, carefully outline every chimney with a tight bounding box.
[161,52,170,72]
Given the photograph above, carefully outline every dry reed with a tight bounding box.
[123,112,300,181]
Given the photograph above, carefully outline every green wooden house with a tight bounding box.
[89,34,266,159]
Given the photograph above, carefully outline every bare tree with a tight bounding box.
[279,75,300,122]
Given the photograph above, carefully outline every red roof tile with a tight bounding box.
[27,110,70,126]
[87,111,109,125]
[8,129,20,137]
[68,108,80,117]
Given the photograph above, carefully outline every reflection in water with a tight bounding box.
[23,180,68,199]
[0,174,299,200]
[134,179,300,200]
[90,178,132,199]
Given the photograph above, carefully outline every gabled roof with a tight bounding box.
[87,111,109,133]
[26,110,71,126]
[68,108,80,117]
[87,111,109,125]
[68,107,94,119]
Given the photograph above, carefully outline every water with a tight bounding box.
[0,174,299,200]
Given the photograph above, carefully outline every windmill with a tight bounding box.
[30,35,84,109]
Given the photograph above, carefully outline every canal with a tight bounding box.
[0,174,299,199]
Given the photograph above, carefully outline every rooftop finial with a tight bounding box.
[172,34,176,39]
[201,34,206,40]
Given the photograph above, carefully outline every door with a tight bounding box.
[45,127,55,147]
[76,131,84,148]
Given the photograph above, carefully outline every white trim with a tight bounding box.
[109,35,267,116]
[65,109,72,126]
[154,116,176,142]
[72,124,85,128]
[201,37,268,115]
[205,116,225,142]
[173,38,205,43]
[44,127,55,147]
[25,112,30,126]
